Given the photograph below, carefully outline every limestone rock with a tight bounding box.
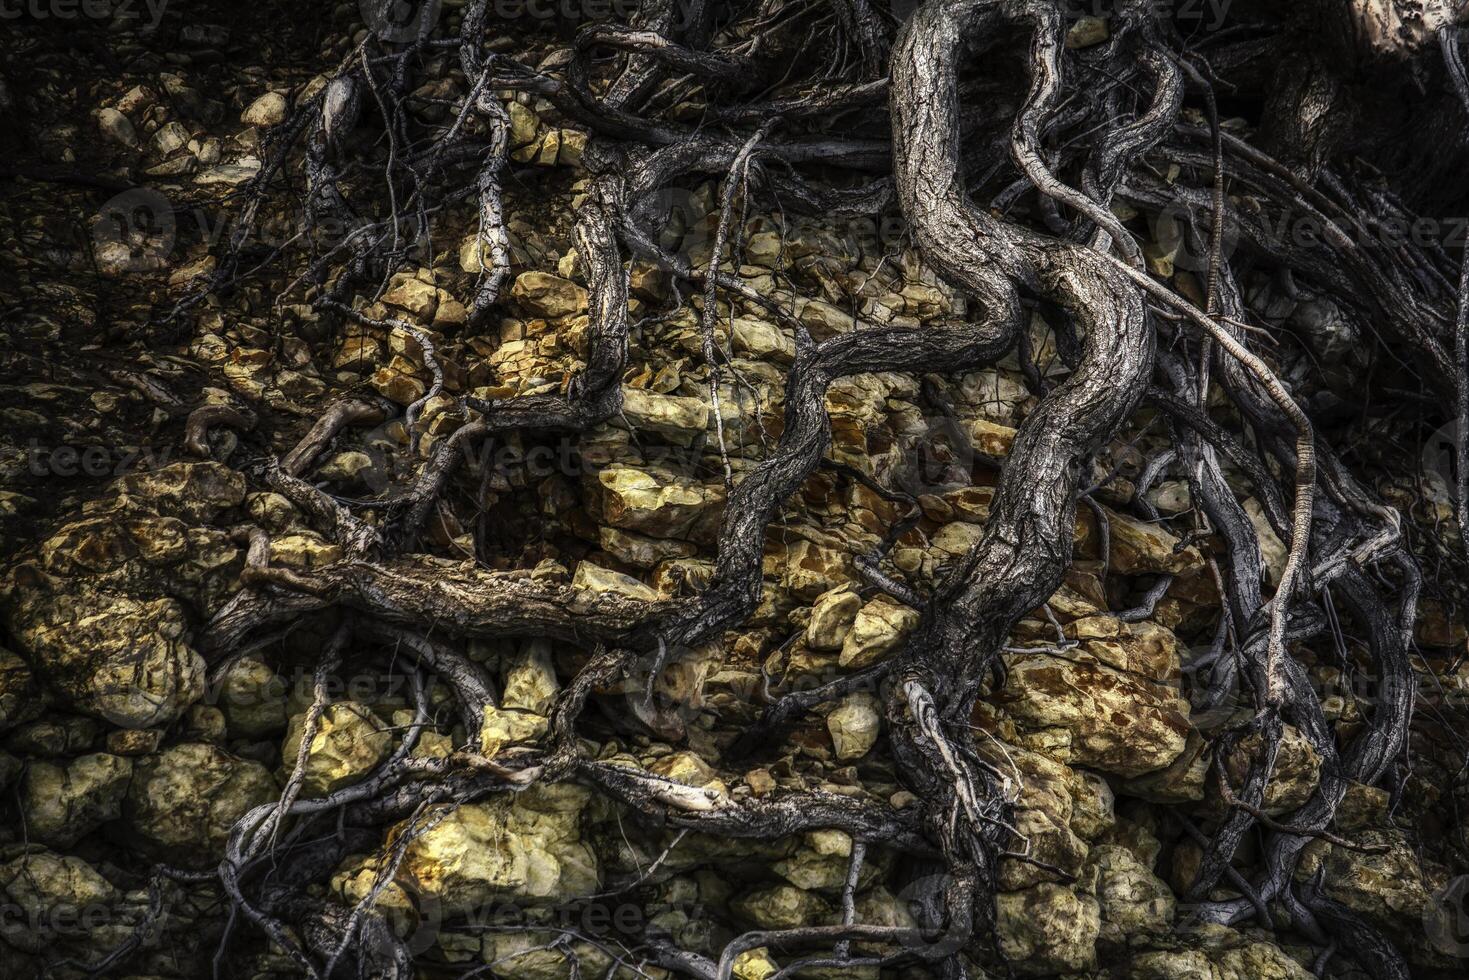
[781,538,855,601]
[826,693,881,761]
[0,648,44,732]
[620,386,709,446]
[218,657,288,738]
[732,884,832,930]
[1224,724,1320,815]
[999,654,1189,777]
[115,461,246,522]
[986,743,1091,890]
[96,108,137,147]
[399,783,599,913]
[1069,770,1116,841]
[731,317,796,363]
[648,750,725,794]
[599,526,698,568]
[772,830,861,892]
[1066,15,1109,48]
[383,275,440,321]
[478,704,548,757]
[571,561,658,601]
[806,585,861,651]
[502,639,559,714]
[1129,941,1314,980]
[511,272,587,319]
[0,850,117,954]
[5,582,206,729]
[33,511,242,613]
[479,931,615,979]
[1063,615,1183,681]
[281,702,392,796]
[996,882,1100,975]
[1245,496,1288,587]
[125,742,276,863]
[316,450,375,484]
[241,91,288,127]
[21,753,132,846]
[598,467,724,542]
[731,947,779,980]
[1120,729,1211,803]
[1084,844,1174,944]
[838,596,919,669]
[1297,830,1432,942]
[1103,507,1205,576]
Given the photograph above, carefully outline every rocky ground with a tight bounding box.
[1,1,1468,979]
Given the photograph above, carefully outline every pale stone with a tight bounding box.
[1066,15,1109,49]
[382,275,440,321]
[218,656,288,738]
[501,638,559,714]
[620,385,709,446]
[0,851,117,954]
[478,704,548,757]
[599,526,697,568]
[996,883,1100,975]
[780,539,854,601]
[268,532,343,570]
[839,597,919,669]
[316,450,374,484]
[0,647,43,731]
[987,743,1091,891]
[599,467,724,542]
[1130,942,1314,980]
[1104,507,1206,576]
[152,120,190,155]
[806,585,861,651]
[6,587,206,729]
[571,561,658,601]
[1225,724,1320,815]
[730,317,796,363]
[732,947,778,980]
[21,753,133,846]
[999,655,1189,777]
[281,701,392,796]
[507,100,539,148]
[96,108,137,147]
[125,742,276,863]
[399,783,599,913]
[241,91,288,127]
[1297,829,1432,940]
[480,931,613,978]
[1085,844,1174,944]
[732,884,832,930]
[1245,496,1288,587]
[826,693,881,761]
[511,271,587,319]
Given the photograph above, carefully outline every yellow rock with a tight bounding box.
[281,702,391,796]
